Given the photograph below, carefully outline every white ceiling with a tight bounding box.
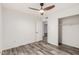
[2,3,79,16]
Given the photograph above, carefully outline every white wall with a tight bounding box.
[0,4,2,53]
[48,5,79,46]
[2,7,42,50]
[62,15,79,48]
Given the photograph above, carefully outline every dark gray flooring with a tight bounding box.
[2,41,79,55]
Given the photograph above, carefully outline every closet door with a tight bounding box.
[62,15,79,48]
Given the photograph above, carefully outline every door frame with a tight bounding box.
[42,21,48,43]
[58,19,62,45]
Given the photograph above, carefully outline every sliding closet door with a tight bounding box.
[62,15,79,48]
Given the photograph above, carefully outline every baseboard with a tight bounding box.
[2,40,43,51]
[47,42,59,48]
[60,44,79,51]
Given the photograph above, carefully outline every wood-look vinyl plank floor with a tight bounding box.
[2,41,79,55]
[33,43,54,55]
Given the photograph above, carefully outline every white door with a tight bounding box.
[35,19,43,42]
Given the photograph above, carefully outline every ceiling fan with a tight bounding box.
[28,3,55,15]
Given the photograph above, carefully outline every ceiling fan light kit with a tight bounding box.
[39,9,44,13]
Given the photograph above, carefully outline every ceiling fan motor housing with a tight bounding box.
[40,3,44,6]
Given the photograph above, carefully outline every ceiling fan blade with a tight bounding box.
[44,5,55,11]
[28,7,40,11]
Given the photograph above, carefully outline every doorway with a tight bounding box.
[43,21,48,43]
